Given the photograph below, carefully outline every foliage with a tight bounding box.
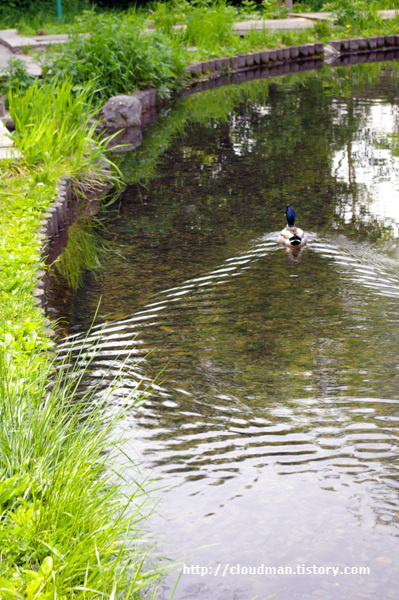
[182,0,236,48]
[9,80,117,180]
[296,0,399,12]
[0,0,93,33]
[0,73,166,597]
[40,15,187,100]
[261,0,288,19]
[0,58,35,100]
[0,346,162,598]
[0,166,55,366]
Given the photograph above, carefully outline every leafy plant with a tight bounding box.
[40,17,187,100]
[183,0,236,49]
[0,345,163,598]
[262,0,288,19]
[0,57,34,99]
[322,0,367,26]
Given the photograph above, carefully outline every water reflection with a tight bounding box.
[57,63,399,600]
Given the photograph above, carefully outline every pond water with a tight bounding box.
[58,62,399,600]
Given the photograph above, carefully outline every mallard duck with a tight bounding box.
[278,205,307,248]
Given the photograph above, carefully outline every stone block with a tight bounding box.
[269,49,277,61]
[376,35,385,48]
[134,90,151,112]
[314,42,324,54]
[298,44,309,57]
[188,62,202,75]
[385,35,395,46]
[47,206,58,235]
[237,54,246,68]
[359,38,368,50]
[220,57,230,70]
[282,48,291,61]
[102,95,142,128]
[290,45,299,59]
[276,48,284,61]
[43,213,55,238]
[149,88,158,107]
[230,55,240,69]
[328,40,341,52]
[53,201,65,226]
[260,50,270,64]
[306,44,315,56]
[339,39,349,51]
[368,37,377,50]
[252,52,261,65]
[349,38,360,52]
[245,53,254,67]
[206,59,216,72]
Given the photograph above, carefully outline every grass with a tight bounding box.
[0,80,164,598]
[0,343,162,599]
[40,18,187,101]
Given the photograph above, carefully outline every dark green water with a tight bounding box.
[60,62,399,599]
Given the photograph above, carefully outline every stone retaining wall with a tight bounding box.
[328,34,399,54]
[185,42,324,76]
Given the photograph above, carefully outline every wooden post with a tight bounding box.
[285,0,293,10]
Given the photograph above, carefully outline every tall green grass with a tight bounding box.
[9,80,116,177]
[41,15,187,100]
[1,77,167,598]
[183,0,236,48]
[0,345,163,599]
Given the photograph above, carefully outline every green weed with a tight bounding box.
[0,58,35,100]
[0,344,163,598]
[40,17,187,100]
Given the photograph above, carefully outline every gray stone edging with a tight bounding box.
[328,34,399,54]
[183,42,324,78]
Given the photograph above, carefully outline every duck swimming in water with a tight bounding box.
[278,205,307,249]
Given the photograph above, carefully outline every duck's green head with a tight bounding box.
[285,205,296,227]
